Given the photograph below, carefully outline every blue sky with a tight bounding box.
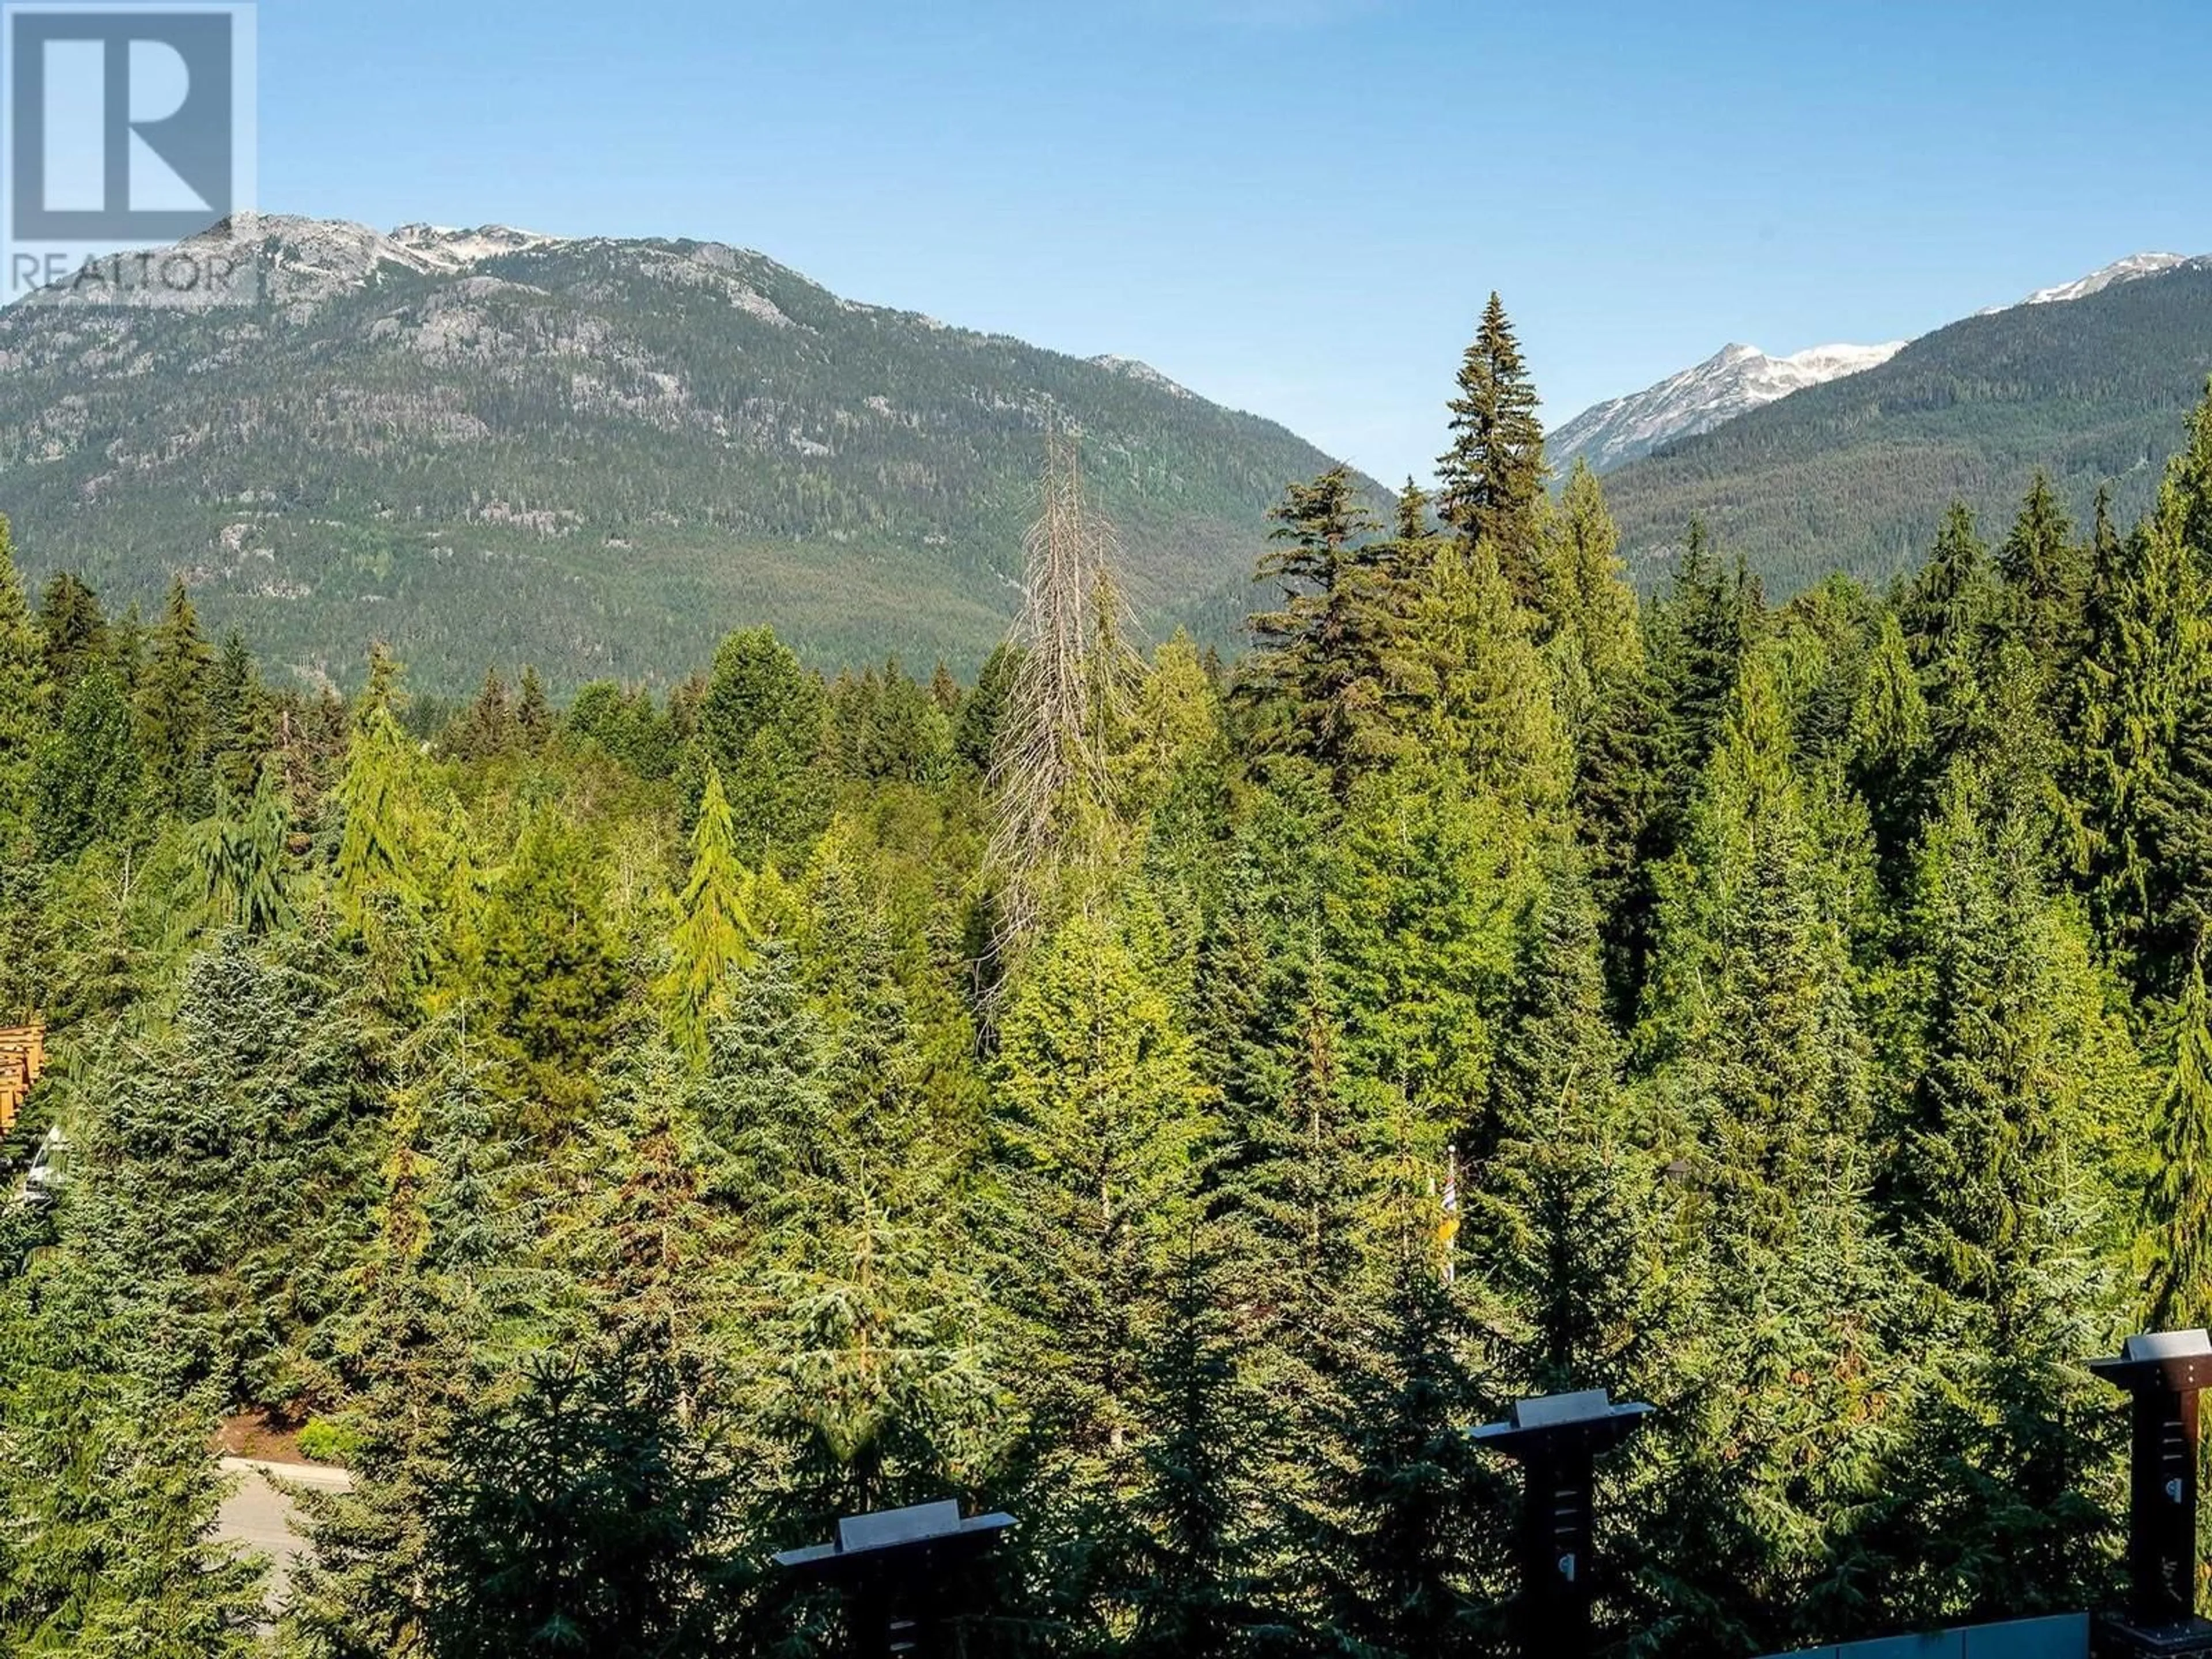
[256,0,2210,483]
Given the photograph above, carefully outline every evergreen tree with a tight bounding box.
[1883,761,2135,1620]
[1393,541,1571,812]
[664,763,754,1060]
[451,668,517,760]
[1435,292,1548,603]
[1239,467,1400,789]
[336,702,421,927]
[991,910,1213,1627]
[35,660,142,858]
[1306,1247,1500,1659]
[698,627,830,859]
[479,810,628,1118]
[0,1245,264,1656]
[1541,459,1644,712]
[203,629,267,802]
[137,576,214,816]
[286,1017,529,1659]
[956,642,1020,773]
[1997,471,2086,684]
[1124,1239,1262,1659]
[180,764,294,937]
[35,569,109,698]
[418,1346,737,1659]
[1631,652,1907,1650]
[2072,398,2212,989]
[1474,844,1647,1397]
[514,665,552,751]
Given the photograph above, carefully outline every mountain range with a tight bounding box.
[1550,253,2203,476]
[7,217,2210,691]
[0,215,1354,692]
[1592,253,2212,592]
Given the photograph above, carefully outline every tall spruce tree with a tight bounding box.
[35,570,108,697]
[35,660,141,859]
[664,763,753,1060]
[1436,292,1548,604]
[1240,467,1401,790]
[1997,471,2086,688]
[1631,650,1907,1651]
[1884,760,2135,1621]
[137,577,214,816]
[2071,392,2212,990]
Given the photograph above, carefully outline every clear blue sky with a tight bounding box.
[257,0,2210,483]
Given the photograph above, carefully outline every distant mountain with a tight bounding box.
[2001,251,2195,309]
[1552,251,2208,478]
[1596,255,2212,595]
[1551,340,1904,474]
[0,215,1357,692]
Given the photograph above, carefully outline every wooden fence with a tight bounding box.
[0,1024,46,1135]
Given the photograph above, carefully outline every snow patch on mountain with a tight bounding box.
[2002,251,2198,310]
[1551,338,1904,474]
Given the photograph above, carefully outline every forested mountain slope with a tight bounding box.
[1599,256,2212,590]
[0,217,1355,691]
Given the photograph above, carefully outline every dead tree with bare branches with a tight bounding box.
[982,428,1141,991]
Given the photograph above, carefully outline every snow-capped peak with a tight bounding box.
[2017,251,2191,308]
[1551,338,1904,475]
[1974,251,2212,315]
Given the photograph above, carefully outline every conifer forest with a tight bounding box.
[12,297,2212,1659]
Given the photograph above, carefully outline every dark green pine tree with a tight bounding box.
[1435,291,1548,605]
[1472,843,1649,1398]
[1884,760,2134,1622]
[695,626,831,858]
[110,600,146,695]
[35,569,109,698]
[1125,1238,1263,1659]
[70,932,378,1408]
[1846,607,1934,870]
[1902,501,1998,758]
[514,665,552,751]
[285,1017,530,1659]
[417,1344,737,1659]
[693,939,835,1229]
[2071,392,2212,991]
[1238,466,1403,791]
[203,629,268,801]
[0,1242,265,1656]
[449,668,517,761]
[1306,1243,1501,1659]
[1630,651,1908,1652]
[1610,522,1759,1017]
[34,660,142,859]
[478,810,628,1123]
[955,641,1021,773]
[135,577,214,817]
[1995,471,2086,691]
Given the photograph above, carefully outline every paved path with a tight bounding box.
[214,1457,355,1611]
